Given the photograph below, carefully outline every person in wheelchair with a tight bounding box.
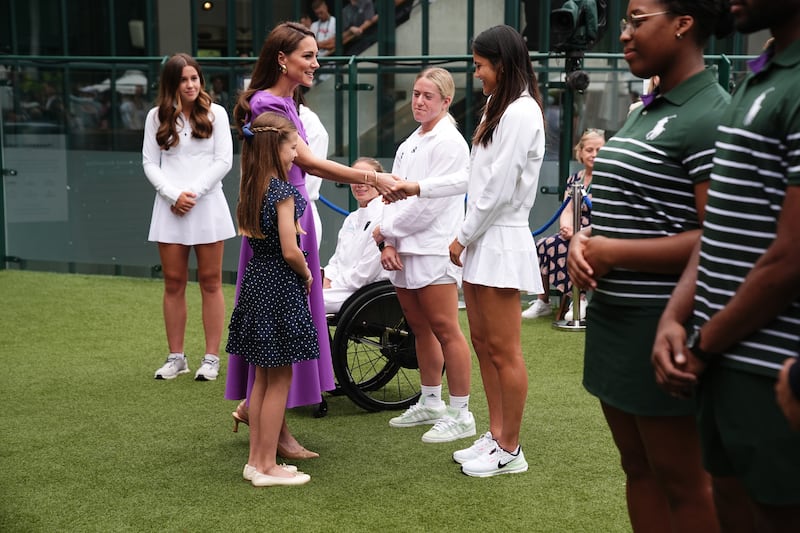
[322,157,389,314]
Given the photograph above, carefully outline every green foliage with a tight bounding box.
[0,271,627,532]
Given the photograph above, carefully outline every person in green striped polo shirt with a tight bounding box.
[652,0,800,529]
[567,1,734,531]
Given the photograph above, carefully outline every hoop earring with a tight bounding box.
[279,64,287,74]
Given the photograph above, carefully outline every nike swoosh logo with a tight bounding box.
[498,457,515,468]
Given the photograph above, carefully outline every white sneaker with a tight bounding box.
[564,299,588,321]
[194,354,220,381]
[461,444,528,477]
[452,431,495,464]
[388,400,447,428]
[154,353,189,380]
[421,409,476,443]
[521,299,551,319]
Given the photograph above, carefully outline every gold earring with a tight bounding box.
[279,64,287,74]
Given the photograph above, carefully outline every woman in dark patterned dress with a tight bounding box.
[522,129,604,320]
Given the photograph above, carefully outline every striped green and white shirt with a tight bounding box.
[693,40,800,378]
[591,69,730,306]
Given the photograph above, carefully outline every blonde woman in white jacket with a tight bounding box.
[372,67,474,445]
[386,26,546,477]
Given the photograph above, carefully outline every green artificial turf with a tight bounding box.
[0,270,627,532]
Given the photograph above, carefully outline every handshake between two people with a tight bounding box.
[371,173,420,204]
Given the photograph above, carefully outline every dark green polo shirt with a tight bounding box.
[694,39,800,377]
[590,68,730,306]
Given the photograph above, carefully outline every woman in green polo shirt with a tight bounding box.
[567,1,733,531]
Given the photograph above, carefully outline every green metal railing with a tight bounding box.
[0,51,754,274]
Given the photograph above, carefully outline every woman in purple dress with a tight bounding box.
[226,21,398,458]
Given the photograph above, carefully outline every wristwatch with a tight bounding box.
[686,326,716,363]
[377,241,386,251]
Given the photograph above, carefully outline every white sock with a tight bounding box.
[449,394,470,413]
[420,385,443,408]
[169,352,185,359]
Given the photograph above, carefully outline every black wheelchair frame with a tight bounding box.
[326,280,421,412]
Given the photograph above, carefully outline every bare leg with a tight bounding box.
[600,403,717,533]
[713,476,756,533]
[637,414,718,533]
[277,419,319,459]
[195,241,226,355]
[601,403,671,533]
[463,282,502,436]
[463,282,527,449]
[396,287,445,388]
[251,365,295,477]
[411,283,471,397]
[158,243,190,353]
[476,285,526,451]
[540,272,549,304]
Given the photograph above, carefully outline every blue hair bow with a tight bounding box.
[242,122,254,140]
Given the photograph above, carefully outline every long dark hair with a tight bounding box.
[236,112,297,238]
[233,22,315,136]
[155,53,213,150]
[471,25,544,148]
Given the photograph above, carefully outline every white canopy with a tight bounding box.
[82,70,148,95]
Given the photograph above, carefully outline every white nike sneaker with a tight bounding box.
[461,444,528,477]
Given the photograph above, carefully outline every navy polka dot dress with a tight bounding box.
[226,178,319,368]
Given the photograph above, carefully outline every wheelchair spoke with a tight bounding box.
[331,282,421,411]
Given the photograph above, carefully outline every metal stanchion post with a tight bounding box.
[553,181,586,332]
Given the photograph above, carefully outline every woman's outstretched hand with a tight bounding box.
[380,177,419,203]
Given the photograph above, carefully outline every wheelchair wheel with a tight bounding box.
[331,281,420,412]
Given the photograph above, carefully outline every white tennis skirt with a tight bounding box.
[462,225,542,294]
[147,189,236,245]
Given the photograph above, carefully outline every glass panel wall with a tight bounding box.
[1,0,759,278]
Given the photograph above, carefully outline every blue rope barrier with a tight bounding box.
[319,194,350,216]
[532,196,571,237]
[320,191,592,239]
[531,193,591,237]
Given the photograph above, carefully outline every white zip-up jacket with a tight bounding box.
[380,116,469,255]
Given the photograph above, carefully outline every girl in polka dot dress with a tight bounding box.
[226,111,318,487]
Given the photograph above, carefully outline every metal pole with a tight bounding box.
[553,181,586,331]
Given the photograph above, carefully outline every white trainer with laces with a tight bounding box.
[452,431,495,464]
[461,444,528,477]
[521,299,552,319]
[195,354,220,381]
[154,353,189,380]
[388,400,447,428]
[421,409,476,443]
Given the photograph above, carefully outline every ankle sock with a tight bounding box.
[420,385,443,408]
[449,394,470,413]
